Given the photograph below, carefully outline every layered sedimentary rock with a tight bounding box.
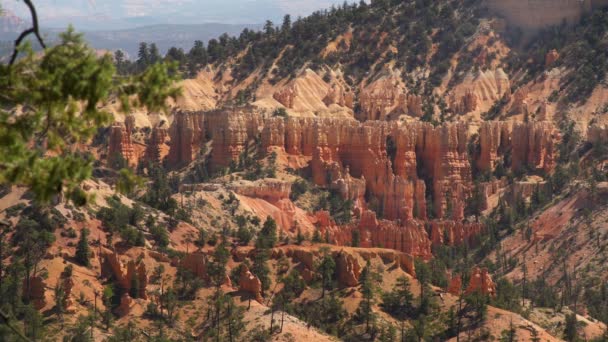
[430,220,484,246]
[259,117,557,222]
[321,210,433,259]
[359,73,410,121]
[447,268,496,297]
[272,69,353,113]
[478,121,512,172]
[478,121,558,174]
[405,94,423,117]
[145,126,168,164]
[62,276,75,309]
[335,250,362,287]
[450,91,478,115]
[276,245,415,281]
[108,122,134,162]
[230,179,291,202]
[162,109,558,255]
[323,82,354,108]
[101,252,148,298]
[208,109,263,169]
[166,108,263,169]
[447,274,463,295]
[180,252,208,280]
[167,110,205,166]
[449,69,511,115]
[238,265,263,303]
[466,267,497,297]
[511,122,558,173]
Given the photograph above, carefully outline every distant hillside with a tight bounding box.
[78,23,260,58]
[0,22,258,59]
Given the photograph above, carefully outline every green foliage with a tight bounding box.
[317,189,353,225]
[290,179,309,201]
[381,276,414,319]
[96,196,145,247]
[237,224,253,245]
[273,108,288,117]
[142,166,179,215]
[465,290,489,324]
[317,248,336,297]
[491,278,522,313]
[355,260,376,331]
[564,313,579,342]
[0,27,179,205]
[256,216,278,249]
[252,249,272,295]
[149,223,169,248]
[207,240,230,288]
[75,228,91,267]
[290,293,347,336]
[23,304,44,340]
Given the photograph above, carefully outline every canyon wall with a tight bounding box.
[478,121,559,174]
[163,110,558,224]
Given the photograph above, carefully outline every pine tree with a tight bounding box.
[357,260,375,332]
[564,313,578,342]
[1,21,179,205]
[102,285,114,330]
[54,280,67,326]
[252,249,271,296]
[114,49,126,74]
[149,43,161,65]
[256,216,278,249]
[318,248,336,298]
[75,228,91,267]
[296,227,304,245]
[381,276,413,318]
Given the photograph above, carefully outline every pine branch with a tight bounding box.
[9,0,46,65]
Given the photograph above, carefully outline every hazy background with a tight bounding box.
[0,0,352,57]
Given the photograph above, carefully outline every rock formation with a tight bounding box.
[230,179,291,202]
[478,121,558,174]
[167,110,205,167]
[450,90,478,115]
[180,252,208,280]
[466,267,497,297]
[335,250,362,287]
[115,293,133,317]
[321,210,433,259]
[108,122,134,163]
[447,274,463,295]
[511,122,558,173]
[101,252,148,298]
[358,72,408,121]
[272,69,353,113]
[145,126,168,164]
[160,109,558,256]
[238,265,263,303]
[430,220,485,246]
[449,69,511,115]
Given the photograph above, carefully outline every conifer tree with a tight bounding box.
[75,228,91,267]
